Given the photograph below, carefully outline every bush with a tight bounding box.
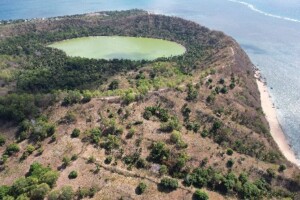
[62,156,71,167]
[62,90,82,106]
[241,182,261,199]
[267,168,276,178]
[226,159,235,168]
[82,91,92,103]
[40,171,59,188]
[0,135,5,146]
[30,183,50,200]
[108,79,119,90]
[68,171,78,179]
[47,186,75,200]
[126,128,135,139]
[71,154,78,161]
[201,130,209,138]
[159,165,168,176]
[5,143,20,156]
[136,182,147,195]
[226,148,233,156]
[87,156,96,164]
[160,177,178,191]
[71,128,80,138]
[170,131,181,144]
[0,185,10,199]
[279,164,287,172]
[239,173,248,184]
[105,156,113,164]
[149,141,170,163]
[193,190,209,200]
[186,83,198,101]
[26,145,35,154]
[77,187,97,199]
[160,117,181,132]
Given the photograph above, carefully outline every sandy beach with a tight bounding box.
[255,70,300,167]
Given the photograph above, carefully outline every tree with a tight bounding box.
[193,190,209,200]
[30,183,50,200]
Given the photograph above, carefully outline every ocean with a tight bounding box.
[1,0,300,160]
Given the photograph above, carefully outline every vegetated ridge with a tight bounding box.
[0,9,299,200]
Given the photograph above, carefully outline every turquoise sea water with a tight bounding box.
[1,0,300,160]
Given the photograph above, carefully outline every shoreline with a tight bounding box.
[254,69,300,167]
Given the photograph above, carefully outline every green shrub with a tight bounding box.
[241,182,261,199]
[149,141,170,163]
[71,154,78,161]
[71,128,80,138]
[170,131,181,144]
[0,185,10,199]
[108,80,119,90]
[105,156,113,164]
[160,117,181,132]
[81,91,92,103]
[30,183,50,200]
[0,135,5,146]
[62,90,82,106]
[5,143,20,156]
[126,128,135,139]
[279,164,287,172]
[226,148,233,156]
[26,145,35,154]
[220,86,228,94]
[136,182,147,195]
[239,173,248,184]
[87,156,96,164]
[77,187,97,199]
[68,171,78,179]
[62,156,71,167]
[159,165,168,176]
[219,78,225,84]
[40,171,59,188]
[136,158,147,169]
[60,186,74,200]
[193,190,209,200]
[266,168,276,178]
[201,130,209,138]
[160,177,178,191]
[186,83,198,101]
[48,190,60,200]
[226,159,235,168]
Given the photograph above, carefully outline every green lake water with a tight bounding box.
[48,36,186,60]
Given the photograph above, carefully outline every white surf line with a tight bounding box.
[227,0,300,23]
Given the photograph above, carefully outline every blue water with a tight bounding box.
[1,0,300,160]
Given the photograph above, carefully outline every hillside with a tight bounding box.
[0,10,300,200]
